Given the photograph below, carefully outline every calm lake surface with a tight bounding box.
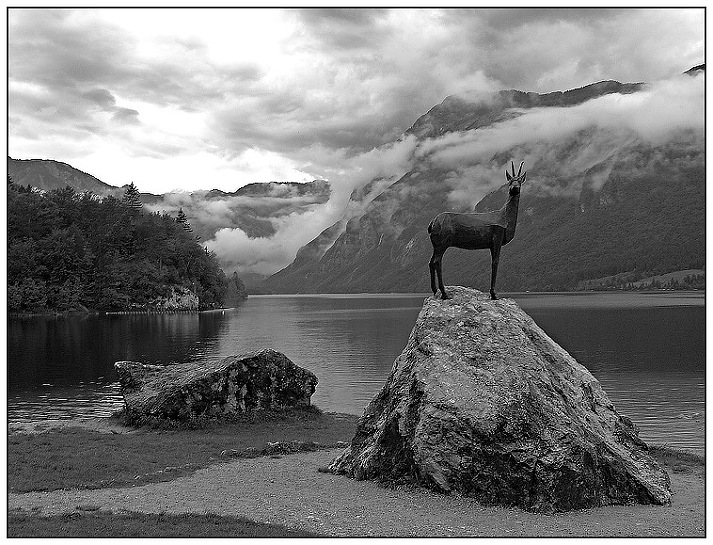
[8,292,705,453]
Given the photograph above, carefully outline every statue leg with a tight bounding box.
[430,246,449,299]
[429,249,438,296]
[435,251,449,300]
[489,234,503,300]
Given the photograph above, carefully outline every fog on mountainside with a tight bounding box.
[262,68,704,293]
[9,67,704,294]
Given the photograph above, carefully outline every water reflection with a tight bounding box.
[205,297,424,414]
[8,311,232,390]
[9,382,124,421]
[7,292,705,452]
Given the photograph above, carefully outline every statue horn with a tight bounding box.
[517,161,524,176]
[511,161,516,176]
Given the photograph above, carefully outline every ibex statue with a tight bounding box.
[428,161,527,300]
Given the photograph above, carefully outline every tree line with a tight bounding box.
[8,178,229,312]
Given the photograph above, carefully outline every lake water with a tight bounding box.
[7,292,705,453]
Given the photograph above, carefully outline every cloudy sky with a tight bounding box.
[8,7,704,276]
[8,7,704,195]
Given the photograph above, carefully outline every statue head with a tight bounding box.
[505,161,527,196]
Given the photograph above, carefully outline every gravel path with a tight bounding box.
[9,449,704,537]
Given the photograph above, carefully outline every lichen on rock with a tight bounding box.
[329,286,672,512]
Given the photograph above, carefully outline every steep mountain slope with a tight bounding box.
[264,72,704,293]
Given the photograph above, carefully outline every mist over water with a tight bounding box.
[8,292,704,453]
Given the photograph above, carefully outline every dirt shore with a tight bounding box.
[9,446,704,537]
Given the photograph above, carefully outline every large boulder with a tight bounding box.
[329,286,671,512]
[115,349,317,421]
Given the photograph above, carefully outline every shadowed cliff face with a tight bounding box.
[329,286,672,512]
[264,73,704,293]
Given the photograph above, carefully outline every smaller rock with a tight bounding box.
[115,349,318,422]
[262,440,321,455]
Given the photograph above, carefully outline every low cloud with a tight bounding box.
[415,73,703,201]
[426,74,702,163]
[199,74,704,275]
[146,183,329,237]
[140,134,420,276]
[443,164,508,209]
[199,134,420,275]
[204,199,351,275]
[8,8,704,276]
[9,8,703,195]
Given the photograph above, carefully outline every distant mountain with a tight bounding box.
[406,80,643,140]
[263,69,704,293]
[6,156,331,251]
[7,157,118,195]
[206,180,330,239]
[143,180,331,242]
[7,156,161,205]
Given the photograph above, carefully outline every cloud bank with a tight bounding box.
[417,73,704,205]
[7,8,703,276]
[9,8,703,194]
[200,72,703,276]
[201,135,420,275]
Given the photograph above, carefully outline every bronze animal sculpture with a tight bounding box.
[428,161,527,300]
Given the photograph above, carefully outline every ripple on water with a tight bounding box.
[8,383,125,423]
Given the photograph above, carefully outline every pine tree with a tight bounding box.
[176,207,193,232]
[123,182,143,212]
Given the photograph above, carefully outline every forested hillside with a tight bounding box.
[7,179,228,312]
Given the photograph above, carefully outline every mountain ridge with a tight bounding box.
[7,157,117,195]
[406,80,644,140]
[9,66,704,294]
[262,68,704,293]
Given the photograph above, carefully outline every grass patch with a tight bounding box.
[8,510,321,537]
[8,407,357,493]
